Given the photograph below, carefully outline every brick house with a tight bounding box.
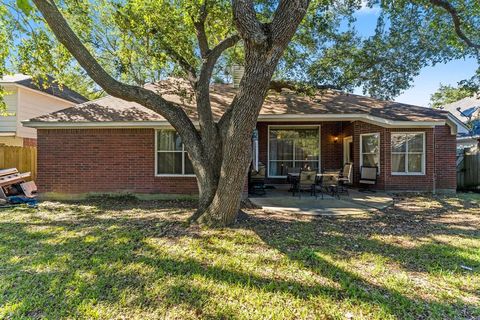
[23,79,464,195]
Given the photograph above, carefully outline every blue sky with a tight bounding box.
[394,58,477,107]
[353,6,479,107]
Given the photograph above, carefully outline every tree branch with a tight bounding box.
[196,34,241,143]
[208,34,241,68]
[219,0,310,135]
[429,0,480,50]
[147,27,198,85]
[192,1,210,59]
[232,0,267,45]
[197,34,241,100]
[271,0,310,45]
[32,0,202,155]
[159,41,198,84]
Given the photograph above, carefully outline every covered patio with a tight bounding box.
[250,121,388,192]
[248,115,456,193]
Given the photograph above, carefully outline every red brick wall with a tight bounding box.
[23,137,37,147]
[434,125,457,191]
[352,122,435,191]
[37,129,198,194]
[351,122,456,192]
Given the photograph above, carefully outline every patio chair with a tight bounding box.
[292,169,317,198]
[338,163,353,196]
[322,172,340,199]
[359,166,378,192]
[249,163,267,196]
[286,166,301,190]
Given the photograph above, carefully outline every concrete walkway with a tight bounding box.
[249,188,393,216]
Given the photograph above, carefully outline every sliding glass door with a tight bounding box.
[268,126,320,177]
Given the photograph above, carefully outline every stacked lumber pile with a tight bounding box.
[0,168,37,204]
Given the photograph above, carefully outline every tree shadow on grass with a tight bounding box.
[0,199,478,319]
[239,208,480,319]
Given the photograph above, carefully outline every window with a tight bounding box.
[156,130,194,175]
[391,133,425,174]
[268,126,320,177]
[360,133,380,171]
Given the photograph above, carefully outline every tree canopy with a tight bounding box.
[430,83,476,108]
[1,0,479,101]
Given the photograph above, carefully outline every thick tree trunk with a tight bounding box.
[186,121,249,225]
[197,135,252,226]
[192,48,280,226]
[189,164,220,222]
[189,136,252,226]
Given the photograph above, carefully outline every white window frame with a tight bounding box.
[360,133,381,173]
[267,125,321,178]
[391,132,426,176]
[155,129,196,177]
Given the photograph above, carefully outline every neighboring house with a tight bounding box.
[23,78,462,195]
[0,74,88,147]
[439,95,480,150]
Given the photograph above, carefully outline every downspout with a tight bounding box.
[383,131,387,191]
[252,129,259,171]
[432,128,436,194]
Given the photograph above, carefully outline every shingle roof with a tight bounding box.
[439,95,480,137]
[439,95,480,122]
[0,74,88,104]
[28,78,449,123]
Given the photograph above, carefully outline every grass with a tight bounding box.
[0,194,479,319]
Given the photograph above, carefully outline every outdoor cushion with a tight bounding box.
[360,167,377,180]
[299,170,317,187]
[341,163,353,184]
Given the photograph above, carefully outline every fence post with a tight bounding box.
[461,147,480,190]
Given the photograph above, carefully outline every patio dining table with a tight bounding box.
[287,172,339,180]
[287,171,341,197]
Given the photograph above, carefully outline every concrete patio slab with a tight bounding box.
[249,197,374,216]
[249,188,393,216]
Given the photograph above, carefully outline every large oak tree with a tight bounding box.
[1,0,479,225]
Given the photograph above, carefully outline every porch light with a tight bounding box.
[333,136,339,143]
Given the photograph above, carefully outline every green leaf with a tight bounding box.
[16,0,33,16]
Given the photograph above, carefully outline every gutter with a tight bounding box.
[457,135,480,141]
[257,114,445,128]
[22,113,447,130]
[22,120,175,129]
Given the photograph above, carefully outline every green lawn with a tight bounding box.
[0,194,479,319]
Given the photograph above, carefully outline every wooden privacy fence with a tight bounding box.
[0,146,37,181]
[457,149,480,190]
